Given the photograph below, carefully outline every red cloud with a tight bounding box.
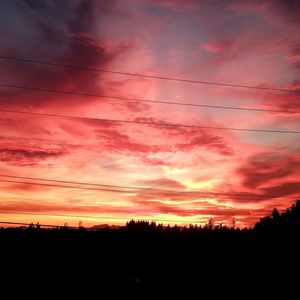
[95,128,161,154]
[0,199,251,220]
[137,178,186,189]
[236,152,300,189]
[153,204,251,217]
[89,119,234,156]
[131,121,234,156]
[0,146,66,166]
[175,132,233,156]
[260,182,300,199]
[0,200,153,216]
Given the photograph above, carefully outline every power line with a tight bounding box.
[1,108,299,134]
[0,55,299,93]
[0,83,297,114]
[0,220,251,228]
[0,175,256,199]
[0,221,76,228]
[0,174,218,195]
[0,174,292,200]
[0,174,180,192]
[0,211,145,221]
[0,211,205,224]
[0,179,137,193]
[0,212,252,226]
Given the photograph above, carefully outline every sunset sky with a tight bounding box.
[0,0,300,227]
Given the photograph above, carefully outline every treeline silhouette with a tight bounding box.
[0,200,299,297]
[255,200,300,232]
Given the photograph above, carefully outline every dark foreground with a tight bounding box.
[0,222,299,298]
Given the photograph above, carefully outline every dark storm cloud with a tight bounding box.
[0,0,130,105]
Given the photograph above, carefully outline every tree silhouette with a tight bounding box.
[255,199,300,232]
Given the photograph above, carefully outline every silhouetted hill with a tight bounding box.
[89,223,122,230]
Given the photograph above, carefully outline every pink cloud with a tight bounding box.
[285,46,300,62]
[151,0,201,11]
[201,40,236,53]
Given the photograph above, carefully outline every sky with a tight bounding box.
[0,0,300,227]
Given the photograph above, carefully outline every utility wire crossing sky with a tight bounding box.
[0,0,300,227]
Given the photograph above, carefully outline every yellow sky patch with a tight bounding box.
[182,179,220,190]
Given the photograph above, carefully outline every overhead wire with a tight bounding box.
[0,220,251,228]
[0,56,297,226]
[0,213,251,226]
[0,55,299,93]
[0,108,299,134]
[0,221,76,228]
[0,179,136,193]
[0,83,298,114]
[0,174,293,200]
